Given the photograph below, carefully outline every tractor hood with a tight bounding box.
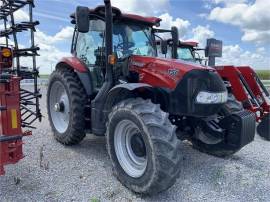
[129,55,215,89]
[129,55,227,117]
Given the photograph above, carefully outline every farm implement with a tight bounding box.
[0,0,41,175]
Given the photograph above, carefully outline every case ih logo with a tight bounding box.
[168,69,179,77]
[130,60,145,67]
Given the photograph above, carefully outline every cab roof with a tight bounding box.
[180,41,198,47]
[70,5,161,26]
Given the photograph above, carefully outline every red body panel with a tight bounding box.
[71,6,162,26]
[181,41,198,47]
[122,13,161,25]
[0,77,25,175]
[129,55,213,89]
[60,57,88,73]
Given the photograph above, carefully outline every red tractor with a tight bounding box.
[160,39,269,140]
[0,0,41,175]
[47,0,255,194]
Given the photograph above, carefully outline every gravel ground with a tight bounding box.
[1,87,270,202]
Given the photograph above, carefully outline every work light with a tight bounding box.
[196,91,228,104]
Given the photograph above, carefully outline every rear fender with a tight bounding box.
[55,58,93,96]
[59,57,88,73]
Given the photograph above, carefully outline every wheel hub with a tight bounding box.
[114,120,148,178]
[49,81,70,134]
[130,134,146,157]
[54,102,64,112]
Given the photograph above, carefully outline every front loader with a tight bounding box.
[47,0,255,194]
[160,39,269,141]
[0,0,41,175]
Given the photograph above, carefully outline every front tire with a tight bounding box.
[106,98,182,194]
[191,94,244,157]
[47,68,87,145]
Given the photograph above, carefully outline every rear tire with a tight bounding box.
[47,68,87,145]
[191,94,243,157]
[106,98,182,194]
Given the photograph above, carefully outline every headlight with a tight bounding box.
[196,91,228,104]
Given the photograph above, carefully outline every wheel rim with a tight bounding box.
[49,81,70,133]
[114,120,147,178]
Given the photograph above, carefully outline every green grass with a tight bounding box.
[256,70,270,80]
[90,198,100,202]
[39,75,49,79]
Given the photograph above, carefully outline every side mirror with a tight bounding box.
[205,38,223,58]
[205,38,223,66]
[161,40,168,55]
[171,26,179,58]
[76,6,89,33]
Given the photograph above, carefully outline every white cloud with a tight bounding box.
[216,44,269,69]
[191,25,215,46]
[14,9,29,21]
[111,0,169,16]
[51,26,74,43]
[159,13,190,38]
[208,0,270,44]
[211,0,247,5]
[32,28,73,74]
[35,26,74,45]
[16,28,73,74]
[20,46,70,75]
[241,29,270,44]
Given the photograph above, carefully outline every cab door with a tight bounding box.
[75,19,106,92]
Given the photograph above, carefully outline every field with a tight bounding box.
[256,70,270,80]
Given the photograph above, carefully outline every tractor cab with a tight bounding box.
[70,8,159,91]
[70,6,180,92]
[157,39,205,64]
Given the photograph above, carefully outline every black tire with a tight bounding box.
[47,67,87,145]
[191,94,244,157]
[106,98,182,194]
[221,93,243,115]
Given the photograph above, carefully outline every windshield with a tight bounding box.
[113,22,156,58]
[177,47,195,62]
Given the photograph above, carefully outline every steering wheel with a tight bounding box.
[115,42,135,50]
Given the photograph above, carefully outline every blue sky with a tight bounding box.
[2,0,269,73]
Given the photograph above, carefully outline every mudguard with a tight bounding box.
[56,57,94,96]
[105,83,152,110]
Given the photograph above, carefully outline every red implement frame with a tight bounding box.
[0,0,41,175]
[215,66,269,119]
[215,65,270,139]
[0,77,31,175]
